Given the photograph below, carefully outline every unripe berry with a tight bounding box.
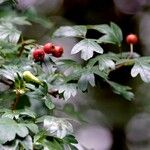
[43,43,55,54]
[52,46,64,58]
[32,49,45,62]
[23,71,42,85]
[126,34,138,45]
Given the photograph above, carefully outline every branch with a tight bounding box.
[11,90,20,110]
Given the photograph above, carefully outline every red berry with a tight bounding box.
[126,34,138,45]
[32,48,45,62]
[43,43,55,54]
[52,46,64,58]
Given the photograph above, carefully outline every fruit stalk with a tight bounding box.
[129,43,133,58]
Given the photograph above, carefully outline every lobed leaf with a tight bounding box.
[44,95,55,110]
[24,123,39,134]
[43,139,63,150]
[0,140,18,150]
[0,23,21,43]
[53,25,87,38]
[71,39,103,60]
[57,83,77,100]
[108,81,134,101]
[0,118,29,144]
[0,65,19,81]
[43,116,73,139]
[131,60,150,83]
[57,59,81,71]
[18,135,33,150]
[78,73,95,91]
[90,22,123,46]
[63,135,78,144]
[0,15,31,26]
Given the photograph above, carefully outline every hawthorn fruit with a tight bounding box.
[52,46,64,58]
[43,43,55,54]
[126,34,138,45]
[32,48,45,62]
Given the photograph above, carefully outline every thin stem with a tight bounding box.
[128,44,134,58]
[17,38,36,57]
[118,45,122,58]
[17,36,25,57]
[17,44,25,57]
[108,59,135,74]
[130,44,133,55]
[12,90,20,110]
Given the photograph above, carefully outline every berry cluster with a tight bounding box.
[32,43,64,62]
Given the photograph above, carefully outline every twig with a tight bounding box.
[12,90,20,110]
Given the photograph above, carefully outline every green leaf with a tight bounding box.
[0,140,18,150]
[12,16,31,25]
[110,22,123,43]
[19,135,33,150]
[0,135,33,150]
[2,112,16,119]
[24,123,39,134]
[0,23,21,43]
[20,108,36,119]
[43,139,63,150]
[99,59,115,71]
[0,55,5,65]
[44,95,55,110]
[68,144,78,150]
[90,22,123,46]
[0,118,29,144]
[2,110,19,119]
[131,60,150,83]
[0,91,16,108]
[53,26,87,38]
[71,39,103,60]
[63,135,78,144]
[89,24,111,34]
[108,81,134,100]
[44,116,73,139]
[88,54,117,73]
[26,90,43,101]
[116,52,140,59]
[78,73,95,91]
[98,34,116,45]
[64,67,85,83]
[2,108,36,119]
[26,83,48,101]
[57,84,77,100]
[57,59,81,71]
[0,65,19,81]
[0,15,31,25]
[0,0,17,5]
[91,66,108,79]
[34,130,46,143]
